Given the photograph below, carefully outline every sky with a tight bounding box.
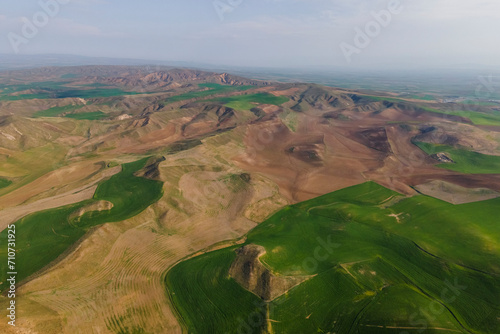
[0,0,499,70]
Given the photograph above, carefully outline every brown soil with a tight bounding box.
[414,180,500,204]
[0,161,108,210]
[68,200,114,221]
[229,244,310,301]
[0,166,121,231]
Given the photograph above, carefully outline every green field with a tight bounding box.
[421,106,500,126]
[60,73,79,79]
[461,100,499,107]
[0,82,148,101]
[32,105,85,118]
[0,92,53,101]
[165,83,254,104]
[0,158,163,289]
[415,141,500,174]
[166,248,266,334]
[407,94,436,101]
[64,111,107,120]
[33,106,107,120]
[0,178,12,189]
[166,182,500,333]
[209,92,289,111]
[0,81,68,95]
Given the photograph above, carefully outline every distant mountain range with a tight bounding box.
[2,54,499,98]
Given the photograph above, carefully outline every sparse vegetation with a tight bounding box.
[165,139,203,154]
[280,110,298,131]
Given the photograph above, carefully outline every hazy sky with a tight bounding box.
[1,0,499,69]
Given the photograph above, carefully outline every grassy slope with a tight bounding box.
[0,158,163,289]
[0,81,67,98]
[0,81,147,101]
[32,105,85,118]
[166,248,266,334]
[166,182,500,334]
[210,93,289,111]
[407,94,435,101]
[0,178,12,189]
[51,88,144,99]
[421,106,500,126]
[415,141,500,174]
[165,83,254,104]
[0,143,69,197]
[64,111,107,120]
[33,105,107,120]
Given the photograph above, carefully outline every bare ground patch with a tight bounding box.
[414,180,500,204]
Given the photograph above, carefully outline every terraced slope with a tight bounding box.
[166,182,500,334]
[0,157,163,288]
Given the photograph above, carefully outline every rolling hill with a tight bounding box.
[0,66,499,334]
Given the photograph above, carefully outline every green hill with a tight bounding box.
[166,182,500,334]
[0,158,164,288]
